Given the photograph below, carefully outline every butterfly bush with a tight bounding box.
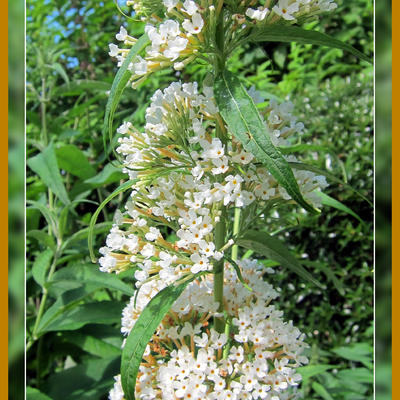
[109,0,337,87]
[98,0,341,399]
[110,260,309,400]
[99,82,328,280]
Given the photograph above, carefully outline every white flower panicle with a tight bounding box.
[109,0,337,84]
[109,259,309,400]
[109,0,208,86]
[99,81,327,278]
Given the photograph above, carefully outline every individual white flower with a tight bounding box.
[272,0,299,20]
[182,0,199,15]
[163,0,179,11]
[245,7,269,21]
[132,55,147,75]
[108,43,120,57]
[182,13,204,34]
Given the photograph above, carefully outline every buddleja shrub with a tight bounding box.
[89,1,370,399]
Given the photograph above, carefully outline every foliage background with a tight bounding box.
[8,0,389,398]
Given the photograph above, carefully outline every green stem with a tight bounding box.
[30,245,62,343]
[41,77,48,146]
[231,207,241,261]
[213,207,226,333]
[215,0,225,74]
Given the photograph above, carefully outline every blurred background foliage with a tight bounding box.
[7,0,388,398]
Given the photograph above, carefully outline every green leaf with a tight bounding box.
[63,222,113,250]
[26,200,58,236]
[248,25,371,63]
[26,387,54,400]
[88,179,138,262]
[103,34,150,149]
[27,229,56,251]
[43,357,119,400]
[32,248,54,287]
[84,163,126,187]
[214,71,317,214]
[27,144,70,205]
[121,279,194,400]
[288,162,373,207]
[336,368,372,384]
[43,301,125,332]
[66,94,104,119]
[61,332,121,358]
[49,263,133,296]
[55,145,96,179]
[36,287,97,335]
[297,364,335,380]
[90,165,123,186]
[49,62,70,84]
[331,343,373,368]
[312,382,334,400]
[314,191,364,224]
[54,80,111,96]
[236,230,323,288]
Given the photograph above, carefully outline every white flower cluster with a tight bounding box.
[109,0,207,86]
[108,0,338,83]
[98,81,327,278]
[245,0,337,22]
[109,259,308,400]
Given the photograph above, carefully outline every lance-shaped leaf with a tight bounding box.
[214,71,317,214]
[103,34,150,150]
[248,25,371,63]
[236,230,323,288]
[314,191,364,225]
[121,279,194,400]
[27,144,70,205]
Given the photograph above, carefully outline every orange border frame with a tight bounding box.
[392,0,396,394]
[392,0,396,397]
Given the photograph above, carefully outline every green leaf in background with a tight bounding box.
[43,356,120,400]
[61,331,121,358]
[49,263,133,296]
[248,25,371,63]
[297,364,335,380]
[88,179,138,262]
[54,80,111,96]
[121,279,194,400]
[32,248,54,287]
[27,230,56,251]
[55,145,96,179]
[84,163,126,187]
[49,62,70,84]
[43,301,125,332]
[103,33,150,149]
[336,368,373,384]
[27,144,70,205]
[62,221,113,250]
[301,260,345,296]
[26,386,54,400]
[237,230,323,288]
[36,285,110,336]
[26,200,58,235]
[312,382,334,400]
[331,343,373,369]
[214,71,317,214]
[314,191,364,224]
